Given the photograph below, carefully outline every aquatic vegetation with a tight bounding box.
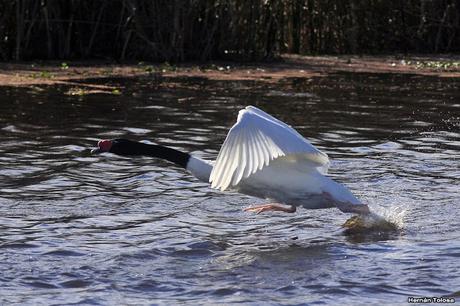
[411,60,460,71]
[29,70,54,79]
[65,87,122,96]
[111,88,122,95]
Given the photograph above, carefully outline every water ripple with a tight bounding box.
[0,73,459,304]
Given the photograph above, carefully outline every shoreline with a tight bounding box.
[0,54,459,93]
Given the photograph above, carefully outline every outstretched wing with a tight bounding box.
[209,106,329,191]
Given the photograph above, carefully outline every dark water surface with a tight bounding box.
[0,73,459,305]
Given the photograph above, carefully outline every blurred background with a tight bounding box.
[1,0,459,62]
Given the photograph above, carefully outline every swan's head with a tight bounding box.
[91,139,113,154]
[91,139,138,154]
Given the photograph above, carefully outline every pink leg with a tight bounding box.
[243,203,297,214]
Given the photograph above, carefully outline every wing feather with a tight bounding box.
[210,106,329,190]
[254,131,269,169]
[231,131,245,185]
[242,137,252,179]
[256,128,270,169]
[248,131,259,175]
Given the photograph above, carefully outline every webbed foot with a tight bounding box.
[243,203,296,214]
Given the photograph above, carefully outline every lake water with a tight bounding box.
[0,72,459,305]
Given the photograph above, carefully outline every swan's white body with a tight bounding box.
[186,106,365,213]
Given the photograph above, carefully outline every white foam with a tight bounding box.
[367,204,407,230]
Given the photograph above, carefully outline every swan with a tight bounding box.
[92,106,369,215]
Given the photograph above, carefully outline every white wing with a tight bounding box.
[209,106,329,191]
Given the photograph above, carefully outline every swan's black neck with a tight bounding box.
[109,139,190,168]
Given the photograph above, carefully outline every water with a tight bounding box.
[0,73,459,305]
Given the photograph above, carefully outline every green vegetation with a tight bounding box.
[410,60,460,70]
[0,1,459,62]
[29,71,54,79]
[65,87,122,96]
[111,88,121,95]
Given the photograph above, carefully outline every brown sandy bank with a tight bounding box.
[0,54,459,94]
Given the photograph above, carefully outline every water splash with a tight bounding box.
[370,204,407,229]
[342,204,407,234]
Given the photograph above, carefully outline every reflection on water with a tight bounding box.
[0,73,459,304]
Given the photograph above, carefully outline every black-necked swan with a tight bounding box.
[92,106,370,215]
